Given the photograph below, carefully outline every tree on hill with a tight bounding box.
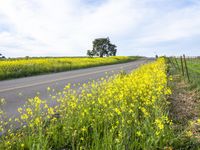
[0,53,6,59]
[87,37,117,57]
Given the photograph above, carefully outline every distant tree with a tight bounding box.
[92,38,110,57]
[87,50,95,57]
[0,53,6,59]
[87,37,117,57]
[108,43,117,56]
[155,55,158,59]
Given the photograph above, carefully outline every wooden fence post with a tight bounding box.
[183,54,190,82]
[180,56,184,76]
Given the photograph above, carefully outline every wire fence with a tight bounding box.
[168,55,200,89]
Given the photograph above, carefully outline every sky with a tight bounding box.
[0,0,200,57]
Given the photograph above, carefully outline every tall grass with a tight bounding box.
[0,56,139,80]
[186,58,200,90]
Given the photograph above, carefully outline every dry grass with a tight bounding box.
[169,75,199,123]
[169,74,200,148]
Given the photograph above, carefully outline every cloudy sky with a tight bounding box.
[0,0,200,57]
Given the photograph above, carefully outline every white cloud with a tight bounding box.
[0,0,200,57]
[136,5,200,44]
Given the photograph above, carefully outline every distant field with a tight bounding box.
[0,56,140,80]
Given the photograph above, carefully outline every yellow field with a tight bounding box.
[0,56,138,80]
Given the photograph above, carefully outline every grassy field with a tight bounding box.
[186,58,200,89]
[0,56,139,80]
[169,57,200,89]
[0,58,177,150]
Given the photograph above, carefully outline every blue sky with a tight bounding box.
[0,0,200,57]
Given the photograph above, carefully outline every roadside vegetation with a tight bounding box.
[186,58,200,90]
[0,58,177,149]
[169,57,200,90]
[0,56,139,80]
[168,56,200,149]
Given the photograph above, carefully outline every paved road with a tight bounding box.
[0,59,152,119]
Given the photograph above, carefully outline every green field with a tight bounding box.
[0,56,139,80]
[186,58,200,89]
[170,57,200,89]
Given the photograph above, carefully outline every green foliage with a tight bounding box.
[0,53,6,59]
[186,58,200,90]
[87,37,117,57]
[169,57,200,90]
[87,50,95,57]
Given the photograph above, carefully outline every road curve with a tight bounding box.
[0,58,152,119]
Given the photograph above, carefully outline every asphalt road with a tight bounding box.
[0,58,152,119]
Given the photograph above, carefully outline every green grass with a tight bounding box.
[0,56,140,81]
[171,57,200,90]
[186,58,200,89]
[167,57,200,149]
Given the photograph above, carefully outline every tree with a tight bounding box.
[108,43,117,56]
[92,38,110,57]
[87,37,117,57]
[0,53,5,59]
[87,50,95,57]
